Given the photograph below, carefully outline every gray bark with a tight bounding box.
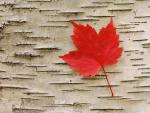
[0,0,150,113]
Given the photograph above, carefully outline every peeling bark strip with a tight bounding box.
[0,0,150,113]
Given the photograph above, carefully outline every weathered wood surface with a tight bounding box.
[0,0,150,113]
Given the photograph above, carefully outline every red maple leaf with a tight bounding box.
[59,18,123,96]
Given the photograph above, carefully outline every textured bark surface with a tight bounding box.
[0,0,150,113]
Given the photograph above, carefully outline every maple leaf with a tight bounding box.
[59,18,123,96]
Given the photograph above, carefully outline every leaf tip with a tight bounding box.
[59,55,64,59]
[70,20,77,26]
[109,17,113,25]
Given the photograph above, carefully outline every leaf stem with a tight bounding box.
[101,65,114,97]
